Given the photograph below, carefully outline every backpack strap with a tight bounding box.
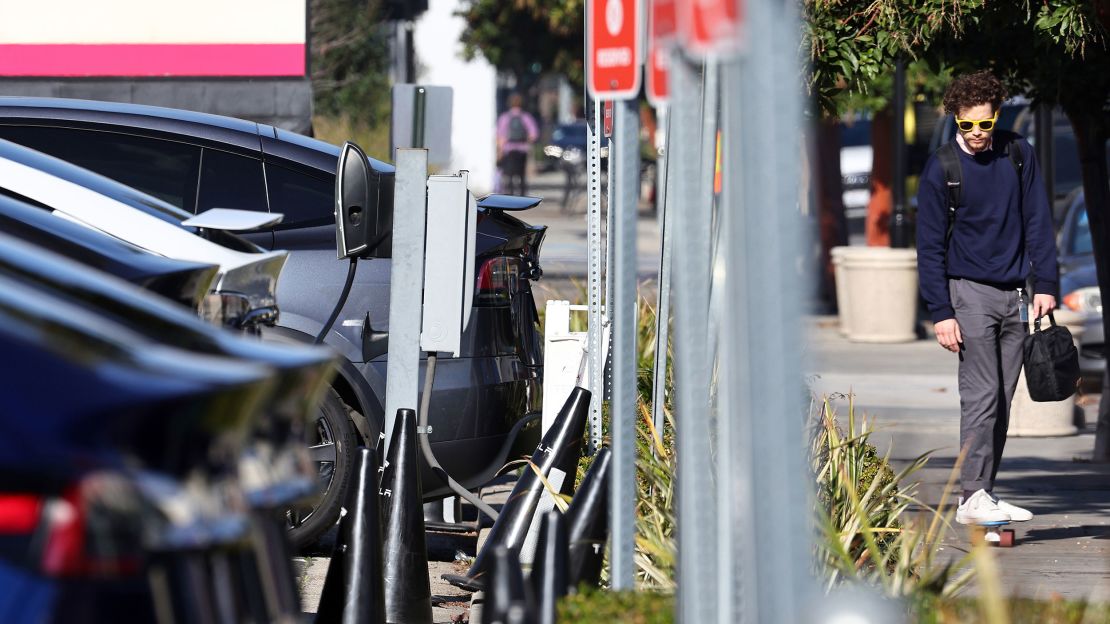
[935,141,962,262]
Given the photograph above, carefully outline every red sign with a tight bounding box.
[586,0,642,100]
[603,101,614,137]
[677,0,744,55]
[647,0,674,106]
[653,0,677,41]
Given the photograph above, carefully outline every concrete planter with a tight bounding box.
[834,246,918,343]
[1008,308,1084,437]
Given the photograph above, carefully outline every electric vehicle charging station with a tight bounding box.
[420,172,476,357]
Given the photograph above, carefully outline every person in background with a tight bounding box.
[496,93,539,195]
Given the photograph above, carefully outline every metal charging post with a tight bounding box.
[587,100,605,455]
[609,97,639,591]
[383,149,428,450]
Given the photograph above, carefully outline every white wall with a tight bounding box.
[414,0,497,193]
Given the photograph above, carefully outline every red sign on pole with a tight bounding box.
[603,101,615,137]
[586,0,643,100]
[677,0,744,55]
[647,0,675,107]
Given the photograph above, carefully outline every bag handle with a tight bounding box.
[1032,310,1057,332]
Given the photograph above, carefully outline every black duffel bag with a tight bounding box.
[1023,312,1080,402]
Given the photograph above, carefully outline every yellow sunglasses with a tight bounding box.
[955,112,999,132]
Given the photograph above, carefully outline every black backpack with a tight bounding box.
[934,130,1024,259]
[508,113,528,143]
[1023,312,1080,402]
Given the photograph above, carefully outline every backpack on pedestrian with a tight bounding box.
[507,113,529,143]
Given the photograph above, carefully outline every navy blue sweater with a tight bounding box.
[916,134,1058,323]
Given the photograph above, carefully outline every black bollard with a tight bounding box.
[381,409,433,624]
[443,387,591,592]
[565,447,611,592]
[315,447,386,624]
[483,546,532,624]
[529,511,568,624]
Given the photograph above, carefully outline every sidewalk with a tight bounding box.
[806,316,1110,602]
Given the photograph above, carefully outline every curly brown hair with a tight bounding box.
[942,70,1008,116]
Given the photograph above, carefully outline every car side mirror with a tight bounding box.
[335,142,391,259]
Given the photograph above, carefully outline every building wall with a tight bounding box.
[413,0,497,193]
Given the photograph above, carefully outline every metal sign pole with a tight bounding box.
[609,96,639,592]
[651,106,674,439]
[722,0,814,620]
[605,111,617,407]
[587,99,605,455]
[671,51,718,623]
[383,148,428,451]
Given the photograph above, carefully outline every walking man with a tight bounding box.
[917,70,1057,525]
[496,93,539,195]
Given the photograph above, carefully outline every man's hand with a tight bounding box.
[1032,294,1057,319]
[934,318,962,353]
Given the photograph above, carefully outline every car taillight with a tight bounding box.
[1,478,143,577]
[475,257,520,307]
[0,494,43,534]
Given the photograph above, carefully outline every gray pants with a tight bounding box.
[950,279,1024,492]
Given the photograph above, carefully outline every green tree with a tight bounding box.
[457,0,584,86]
[310,0,392,124]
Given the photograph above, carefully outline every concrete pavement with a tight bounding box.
[807,316,1110,602]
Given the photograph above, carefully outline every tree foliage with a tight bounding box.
[802,1,1107,116]
[457,0,584,86]
[310,0,392,123]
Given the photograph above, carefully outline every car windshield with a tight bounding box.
[1071,204,1092,256]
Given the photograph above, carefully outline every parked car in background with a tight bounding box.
[1056,189,1104,382]
[541,120,609,171]
[840,114,872,222]
[0,97,547,548]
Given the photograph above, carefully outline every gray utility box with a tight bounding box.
[420,171,476,357]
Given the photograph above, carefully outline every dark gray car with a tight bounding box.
[0,97,547,547]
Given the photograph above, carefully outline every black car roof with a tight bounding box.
[0,96,394,175]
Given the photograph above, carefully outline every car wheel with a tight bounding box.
[286,387,357,550]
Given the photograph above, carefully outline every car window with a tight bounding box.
[1071,205,1092,256]
[196,149,268,214]
[264,163,334,227]
[0,125,200,209]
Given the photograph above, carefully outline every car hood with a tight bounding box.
[0,193,218,309]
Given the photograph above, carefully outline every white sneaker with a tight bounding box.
[956,489,1010,525]
[992,495,1033,522]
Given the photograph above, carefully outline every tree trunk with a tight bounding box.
[866,107,893,246]
[815,117,848,308]
[1064,107,1110,460]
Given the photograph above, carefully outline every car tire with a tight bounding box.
[286,387,357,551]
